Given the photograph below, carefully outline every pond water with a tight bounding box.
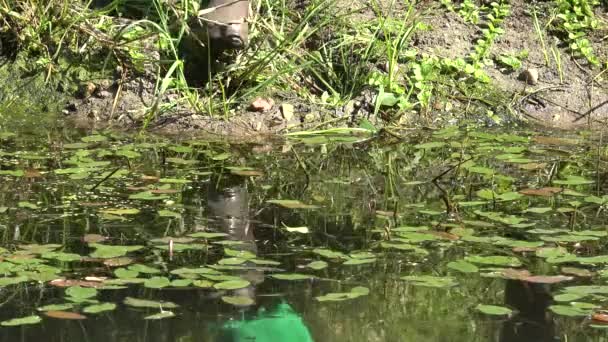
[0,112,608,341]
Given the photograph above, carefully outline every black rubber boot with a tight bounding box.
[200,0,249,50]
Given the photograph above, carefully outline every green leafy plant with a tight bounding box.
[458,0,481,24]
[554,0,601,65]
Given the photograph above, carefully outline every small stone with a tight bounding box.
[80,82,96,98]
[97,90,112,99]
[249,97,274,112]
[281,103,295,121]
[519,68,539,85]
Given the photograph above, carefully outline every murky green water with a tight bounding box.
[1,114,608,341]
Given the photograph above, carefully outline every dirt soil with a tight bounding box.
[63,0,608,134]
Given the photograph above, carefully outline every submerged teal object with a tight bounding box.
[217,303,314,342]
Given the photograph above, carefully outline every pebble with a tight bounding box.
[249,97,274,112]
[281,103,294,121]
[519,68,539,85]
[97,90,112,99]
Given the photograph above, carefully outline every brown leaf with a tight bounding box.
[592,313,608,323]
[44,311,87,320]
[427,231,460,241]
[79,202,109,207]
[519,187,563,197]
[533,136,579,146]
[230,170,264,177]
[103,257,134,267]
[82,234,107,243]
[501,268,532,280]
[512,246,538,253]
[150,189,179,194]
[49,279,104,288]
[561,266,593,278]
[142,175,159,182]
[84,276,107,282]
[24,169,43,178]
[522,275,573,284]
[518,163,547,171]
[127,186,149,191]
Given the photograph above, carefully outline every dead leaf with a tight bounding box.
[103,257,134,267]
[82,234,107,243]
[561,267,593,278]
[49,279,104,288]
[44,311,87,320]
[592,313,608,323]
[522,275,573,284]
[150,189,179,194]
[519,187,563,197]
[501,268,531,280]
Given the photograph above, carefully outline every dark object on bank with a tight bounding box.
[180,0,249,85]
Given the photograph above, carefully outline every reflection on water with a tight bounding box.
[0,120,606,342]
[500,280,556,342]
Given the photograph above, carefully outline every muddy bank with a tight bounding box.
[5,0,608,135]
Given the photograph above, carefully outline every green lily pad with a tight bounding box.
[270,273,314,281]
[476,304,513,316]
[213,280,251,290]
[465,255,522,267]
[447,260,479,273]
[222,296,254,306]
[1,315,42,326]
[123,297,179,309]
[144,277,171,289]
[83,303,117,314]
[144,311,176,320]
[401,275,458,288]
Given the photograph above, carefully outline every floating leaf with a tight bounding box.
[465,255,522,267]
[312,248,348,259]
[343,258,376,266]
[188,232,228,239]
[37,303,74,312]
[401,275,457,288]
[145,311,176,320]
[129,264,162,274]
[44,311,86,320]
[100,208,140,216]
[65,286,97,300]
[284,226,309,234]
[549,305,591,317]
[222,296,254,306]
[1,315,42,326]
[447,260,479,273]
[213,280,251,290]
[267,200,318,209]
[144,277,171,289]
[316,286,370,302]
[83,303,117,314]
[553,176,593,186]
[553,293,586,302]
[306,261,328,270]
[115,268,139,279]
[123,297,178,309]
[89,244,143,258]
[270,273,314,281]
[476,304,512,316]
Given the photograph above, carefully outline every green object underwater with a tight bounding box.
[217,302,314,342]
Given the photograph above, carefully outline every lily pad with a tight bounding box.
[222,296,255,306]
[1,315,42,326]
[476,304,513,316]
